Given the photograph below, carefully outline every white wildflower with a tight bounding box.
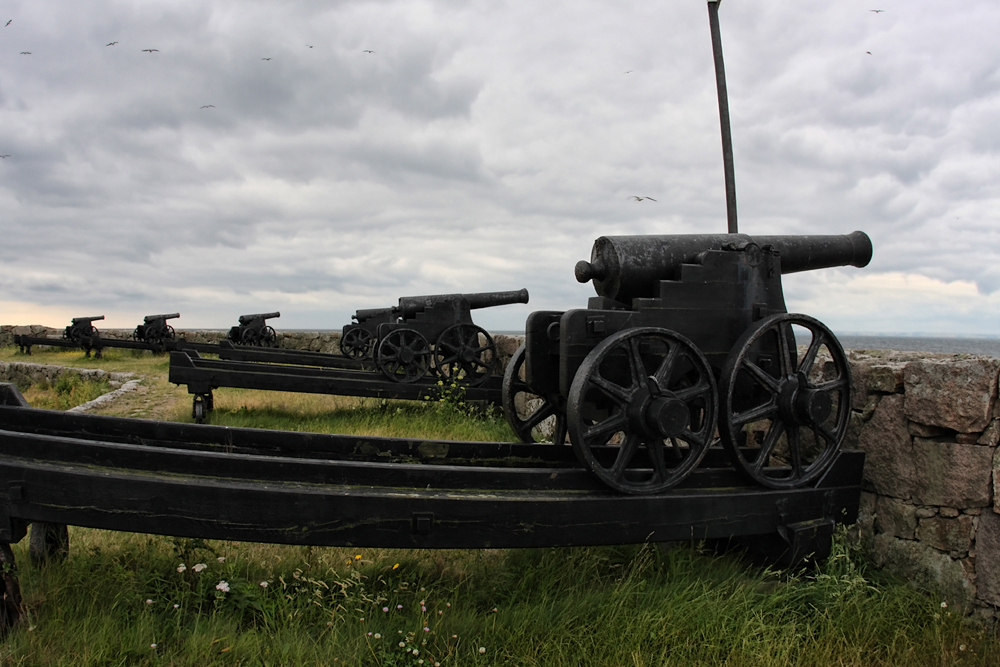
[193,563,207,573]
[215,580,230,592]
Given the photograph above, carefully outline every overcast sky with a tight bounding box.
[1,0,998,336]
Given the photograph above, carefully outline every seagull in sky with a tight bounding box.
[306,44,313,48]
[0,155,10,159]
[629,196,657,202]
[870,9,885,13]
[362,49,374,53]
[142,48,158,52]
[200,105,215,109]
[19,52,30,55]
[866,51,872,55]
[106,41,118,46]
[624,70,633,74]
[261,57,272,60]
[5,20,11,27]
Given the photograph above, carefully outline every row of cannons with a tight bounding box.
[13,230,872,496]
[30,311,281,353]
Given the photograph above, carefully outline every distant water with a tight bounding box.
[835,335,1000,358]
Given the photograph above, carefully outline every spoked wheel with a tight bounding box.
[241,328,259,346]
[341,328,375,359]
[567,328,718,494]
[502,344,568,444]
[260,325,278,348]
[434,324,497,387]
[719,313,851,489]
[377,328,431,383]
[165,325,176,340]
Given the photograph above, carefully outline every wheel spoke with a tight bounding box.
[589,374,632,405]
[751,420,785,474]
[731,401,778,427]
[741,358,781,393]
[582,413,628,443]
[775,323,795,377]
[609,432,643,481]
[797,329,825,376]
[652,343,681,388]
[522,400,557,430]
[626,338,646,387]
[672,379,713,403]
[788,428,803,478]
[647,438,670,480]
[812,376,848,393]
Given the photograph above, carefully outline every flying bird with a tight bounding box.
[306,44,313,48]
[629,196,657,202]
[866,51,872,55]
[200,105,215,109]
[5,20,11,27]
[624,70,633,74]
[0,155,10,159]
[142,48,159,52]
[362,50,374,53]
[261,57,272,60]
[106,41,118,46]
[870,9,885,13]
[19,51,30,55]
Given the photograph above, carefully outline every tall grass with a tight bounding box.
[2,529,995,666]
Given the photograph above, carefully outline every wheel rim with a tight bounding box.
[377,329,431,383]
[434,324,497,387]
[501,344,568,444]
[719,313,851,489]
[342,328,374,359]
[567,327,717,494]
[241,328,258,346]
[262,326,277,348]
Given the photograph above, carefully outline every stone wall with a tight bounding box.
[848,350,1000,619]
[0,360,136,391]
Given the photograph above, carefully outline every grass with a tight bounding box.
[0,344,997,665]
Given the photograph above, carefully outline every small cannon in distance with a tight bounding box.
[63,315,104,343]
[227,312,280,348]
[340,307,399,359]
[503,231,872,495]
[375,289,529,385]
[133,313,179,344]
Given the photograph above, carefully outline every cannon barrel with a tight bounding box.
[144,313,180,323]
[575,231,872,303]
[71,315,105,324]
[354,307,398,321]
[397,289,529,318]
[238,312,280,325]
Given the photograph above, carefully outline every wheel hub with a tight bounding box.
[399,346,415,364]
[778,372,832,425]
[627,384,690,439]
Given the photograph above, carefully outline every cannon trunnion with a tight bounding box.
[504,232,872,495]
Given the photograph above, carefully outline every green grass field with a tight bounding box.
[1,346,997,665]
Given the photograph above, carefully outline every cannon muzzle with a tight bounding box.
[71,315,105,325]
[397,289,529,318]
[575,232,872,303]
[144,313,180,323]
[238,312,281,325]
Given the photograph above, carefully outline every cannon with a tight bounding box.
[503,231,872,495]
[227,312,280,348]
[63,315,104,343]
[133,313,179,344]
[374,289,529,385]
[340,307,399,359]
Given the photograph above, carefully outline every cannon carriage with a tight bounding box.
[132,313,179,344]
[226,312,280,348]
[503,231,872,495]
[373,289,529,385]
[339,307,398,359]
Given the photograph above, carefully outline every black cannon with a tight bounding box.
[63,315,104,343]
[133,313,179,344]
[503,231,872,495]
[340,307,399,359]
[375,289,529,385]
[227,312,280,348]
